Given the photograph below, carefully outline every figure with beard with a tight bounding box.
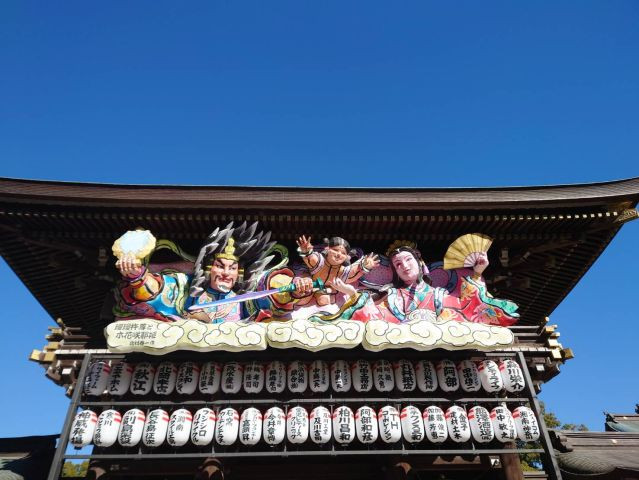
[115,223,312,323]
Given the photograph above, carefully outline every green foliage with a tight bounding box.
[61,460,89,478]
[519,401,589,470]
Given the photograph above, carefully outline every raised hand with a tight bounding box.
[116,253,144,279]
[363,253,380,271]
[473,252,489,275]
[330,278,357,297]
[296,235,313,254]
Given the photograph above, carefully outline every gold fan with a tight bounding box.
[443,233,493,270]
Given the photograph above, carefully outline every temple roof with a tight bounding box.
[1,176,638,340]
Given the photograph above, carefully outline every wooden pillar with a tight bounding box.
[500,442,524,480]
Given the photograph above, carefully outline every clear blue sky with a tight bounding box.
[1,1,637,437]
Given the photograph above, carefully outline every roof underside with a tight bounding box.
[1,177,638,341]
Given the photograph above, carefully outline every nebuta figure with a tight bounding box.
[114,223,312,323]
[328,236,519,326]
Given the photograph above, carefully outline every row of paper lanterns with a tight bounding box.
[70,403,540,449]
[84,358,525,397]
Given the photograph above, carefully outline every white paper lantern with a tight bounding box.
[401,405,425,443]
[457,360,481,392]
[262,407,286,445]
[332,406,355,445]
[107,362,133,396]
[478,360,503,393]
[70,410,97,447]
[287,361,308,393]
[309,360,329,393]
[199,362,222,394]
[355,406,378,444]
[130,363,155,396]
[215,408,240,445]
[191,408,216,446]
[84,361,111,396]
[436,359,459,392]
[93,409,121,447]
[118,408,145,447]
[423,406,447,443]
[330,360,352,393]
[221,362,243,394]
[167,409,193,447]
[378,406,402,443]
[176,362,200,395]
[513,406,540,442]
[265,361,286,394]
[239,408,263,446]
[445,406,471,443]
[467,406,494,443]
[415,360,438,393]
[142,408,169,447]
[490,406,517,442]
[393,360,417,393]
[286,406,309,444]
[352,360,373,393]
[373,360,395,392]
[153,362,177,395]
[309,406,332,444]
[499,360,526,393]
[243,361,265,394]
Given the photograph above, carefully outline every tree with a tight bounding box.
[519,401,588,471]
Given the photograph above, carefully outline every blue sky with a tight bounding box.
[1,1,638,437]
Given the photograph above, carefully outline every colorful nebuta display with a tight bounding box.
[113,223,313,323]
[328,237,519,327]
[295,235,379,307]
[109,227,519,353]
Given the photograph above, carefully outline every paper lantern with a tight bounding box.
[436,359,459,392]
[199,361,222,394]
[107,362,133,396]
[221,362,243,394]
[130,363,155,396]
[490,406,517,442]
[243,361,265,394]
[457,360,481,392]
[239,407,263,446]
[401,405,425,443]
[478,360,503,393]
[142,408,169,447]
[215,408,240,445]
[333,406,355,445]
[309,360,329,393]
[118,408,145,447]
[153,362,177,395]
[262,407,286,445]
[513,406,540,442]
[176,362,200,395]
[499,360,526,393]
[445,406,471,443]
[394,359,416,393]
[287,361,308,394]
[265,361,286,394]
[355,406,378,444]
[352,360,373,393]
[373,360,395,392]
[286,406,309,444]
[93,409,121,447]
[191,408,216,446]
[468,406,494,443]
[69,410,97,447]
[330,360,352,393]
[423,406,447,443]
[378,406,402,443]
[84,361,111,396]
[415,360,438,393]
[167,409,193,447]
[309,406,332,444]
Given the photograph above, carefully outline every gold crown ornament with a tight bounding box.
[215,238,240,262]
[385,240,417,257]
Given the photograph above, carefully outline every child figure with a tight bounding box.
[296,235,379,306]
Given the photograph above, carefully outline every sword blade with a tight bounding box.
[187,287,281,311]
